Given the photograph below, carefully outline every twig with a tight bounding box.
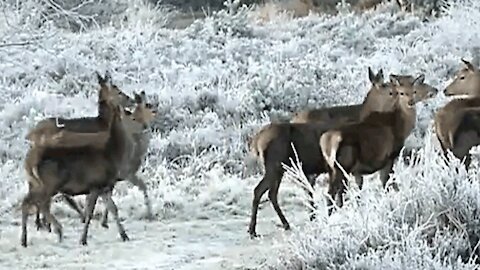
[0,41,33,48]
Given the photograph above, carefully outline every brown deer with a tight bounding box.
[26,71,134,147]
[291,71,437,124]
[25,72,134,188]
[21,76,134,247]
[54,91,157,229]
[246,68,400,238]
[319,74,423,215]
[434,58,480,170]
[24,72,135,230]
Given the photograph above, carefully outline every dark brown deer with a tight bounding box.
[434,58,480,170]
[291,71,437,124]
[319,75,423,215]
[25,72,135,230]
[246,68,400,238]
[25,72,134,187]
[21,77,134,247]
[56,91,157,228]
[26,71,134,147]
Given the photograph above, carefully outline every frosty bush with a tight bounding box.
[274,132,480,269]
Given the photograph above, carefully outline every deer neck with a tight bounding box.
[394,103,416,141]
[98,100,114,125]
[106,113,131,173]
[359,93,393,120]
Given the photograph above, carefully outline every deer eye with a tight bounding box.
[400,92,404,96]
[459,76,465,80]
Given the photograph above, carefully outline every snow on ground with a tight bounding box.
[0,0,480,269]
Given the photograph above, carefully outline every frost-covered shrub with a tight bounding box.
[273,134,480,269]
[186,0,254,38]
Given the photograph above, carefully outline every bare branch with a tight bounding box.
[0,41,34,48]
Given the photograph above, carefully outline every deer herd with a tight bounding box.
[17,58,480,247]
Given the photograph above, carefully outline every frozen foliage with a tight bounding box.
[274,135,480,269]
[0,0,479,268]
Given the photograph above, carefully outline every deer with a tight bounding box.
[319,74,424,215]
[26,71,135,147]
[24,72,137,230]
[25,71,134,190]
[21,75,134,247]
[246,67,404,238]
[52,91,157,229]
[434,58,480,170]
[290,71,437,125]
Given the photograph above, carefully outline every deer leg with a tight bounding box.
[464,153,472,171]
[248,176,270,238]
[80,190,100,245]
[354,174,363,190]
[35,209,42,231]
[34,207,51,232]
[97,191,111,229]
[306,174,317,221]
[62,195,85,223]
[40,200,63,243]
[101,208,109,229]
[128,174,153,221]
[101,190,129,241]
[21,193,35,247]
[379,159,396,191]
[326,169,343,216]
[43,200,52,233]
[32,202,51,233]
[336,175,347,210]
[268,169,289,231]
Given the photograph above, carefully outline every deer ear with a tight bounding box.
[140,91,147,101]
[134,92,143,104]
[461,58,475,71]
[96,71,104,85]
[389,74,400,86]
[376,69,384,81]
[413,74,425,86]
[104,70,112,84]
[368,67,375,83]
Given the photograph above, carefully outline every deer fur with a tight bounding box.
[21,77,134,247]
[56,91,157,228]
[320,75,423,215]
[290,71,437,124]
[26,71,135,147]
[434,58,480,169]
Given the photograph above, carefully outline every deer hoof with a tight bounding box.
[248,229,259,239]
[21,236,27,247]
[283,224,291,231]
[145,213,154,221]
[80,238,88,246]
[56,229,63,243]
[120,232,130,242]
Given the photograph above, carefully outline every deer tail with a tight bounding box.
[320,131,343,169]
